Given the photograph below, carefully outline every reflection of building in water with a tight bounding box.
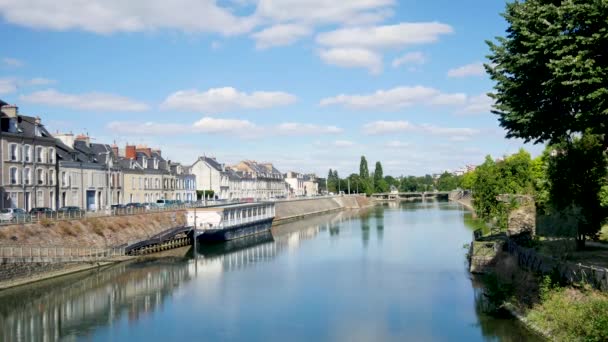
[195,232,279,272]
[0,261,191,342]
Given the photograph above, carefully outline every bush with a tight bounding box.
[528,284,608,341]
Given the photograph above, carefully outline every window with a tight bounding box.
[36,146,44,163]
[9,167,18,185]
[24,145,32,162]
[49,148,55,164]
[144,178,149,189]
[9,144,18,161]
[24,168,31,185]
[37,169,45,185]
[62,171,68,187]
[49,170,55,186]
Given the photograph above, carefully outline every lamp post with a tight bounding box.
[100,151,112,213]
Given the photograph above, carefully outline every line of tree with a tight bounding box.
[484,0,608,249]
[327,156,464,196]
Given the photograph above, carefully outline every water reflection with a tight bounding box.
[0,204,540,342]
[0,260,192,342]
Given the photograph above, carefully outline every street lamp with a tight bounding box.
[100,151,112,212]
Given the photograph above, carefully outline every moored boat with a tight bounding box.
[187,202,275,242]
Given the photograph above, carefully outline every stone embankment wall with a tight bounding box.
[0,211,186,248]
[274,196,370,223]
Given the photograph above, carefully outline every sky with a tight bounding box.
[0,0,544,177]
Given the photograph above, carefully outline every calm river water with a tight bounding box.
[0,201,541,341]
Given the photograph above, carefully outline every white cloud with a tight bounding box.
[316,22,453,50]
[320,86,466,110]
[392,51,425,68]
[362,120,480,141]
[385,140,410,148]
[362,120,413,135]
[254,0,394,26]
[251,24,311,49]
[162,87,297,113]
[332,140,355,148]
[193,117,258,133]
[0,77,57,94]
[0,78,17,94]
[275,122,342,135]
[26,78,56,86]
[106,118,342,138]
[3,57,24,67]
[318,48,382,74]
[0,0,257,35]
[447,62,485,78]
[20,89,149,112]
[458,93,494,115]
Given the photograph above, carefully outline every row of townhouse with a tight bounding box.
[190,157,318,200]
[0,101,196,211]
[284,171,319,197]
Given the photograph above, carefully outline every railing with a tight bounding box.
[0,245,125,263]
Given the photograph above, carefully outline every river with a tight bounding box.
[0,201,541,341]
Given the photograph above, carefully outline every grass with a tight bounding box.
[527,281,608,342]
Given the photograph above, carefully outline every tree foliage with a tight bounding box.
[359,156,370,179]
[436,172,461,191]
[487,0,608,148]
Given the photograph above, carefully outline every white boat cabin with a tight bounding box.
[187,202,275,230]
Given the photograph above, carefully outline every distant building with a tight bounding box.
[54,133,122,211]
[230,161,287,199]
[0,102,58,210]
[285,171,318,197]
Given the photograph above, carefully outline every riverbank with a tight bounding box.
[0,196,371,290]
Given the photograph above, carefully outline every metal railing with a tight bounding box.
[0,245,125,263]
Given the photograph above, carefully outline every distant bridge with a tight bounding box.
[371,191,462,201]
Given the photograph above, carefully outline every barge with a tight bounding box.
[187,202,275,242]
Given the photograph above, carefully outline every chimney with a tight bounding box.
[125,145,137,160]
[55,133,75,148]
[111,144,119,158]
[153,149,161,157]
[34,116,41,125]
[75,134,91,147]
[136,145,152,157]
[1,104,18,118]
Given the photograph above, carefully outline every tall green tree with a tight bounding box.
[546,133,608,249]
[436,172,461,191]
[487,0,608,148]
[373,162,385,192]
[359,156,370,180]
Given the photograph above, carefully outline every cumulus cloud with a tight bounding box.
[3,57,24,67]
[318,48,382,74]
[251,24,311,49]
[362,120,414,135]
[275,122,342,135]
[0,77,57,94]
[392,51,425,68]
[20,89,149,112]
[385,140,410,149]
[458,93,494,115]
[362,120,479,141]
[254,0,394,26]
[0,0,258,35]
[320,86,466,110]
[106,118,343,138]
[162,87,297,113]
[0,78,18,94]
[316,22,453,50]
[447,62,485,78]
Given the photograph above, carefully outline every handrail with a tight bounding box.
[0,245,125,261]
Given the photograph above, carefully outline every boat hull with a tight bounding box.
[197,217,274,242]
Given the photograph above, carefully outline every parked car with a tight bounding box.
[142,202,159,211]
[126,203,145,210]
[111,204,127,210]
[0,208,28,222]
[30,207,54,218]
[57,206,85,218]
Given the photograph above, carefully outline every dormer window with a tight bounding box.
[142,158,148,168]
[154,158,159,169]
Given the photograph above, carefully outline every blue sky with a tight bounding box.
[0,0,543,177]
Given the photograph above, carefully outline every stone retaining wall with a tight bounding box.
[274,196,370,223]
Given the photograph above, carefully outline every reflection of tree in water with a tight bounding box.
[463,212,491,235]
[329,224,340,236]
[374,206,384,241]
[361,211,371,247]
[470,277,543,342]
